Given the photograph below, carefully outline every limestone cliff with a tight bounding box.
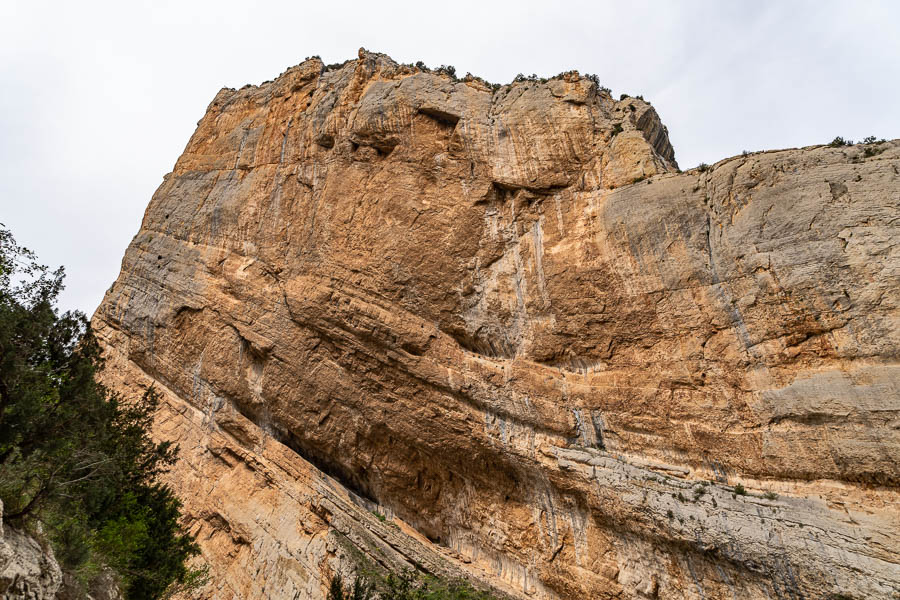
[92,49,900,599]
[0,500,63,599]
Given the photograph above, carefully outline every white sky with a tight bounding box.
[2,0,898,314]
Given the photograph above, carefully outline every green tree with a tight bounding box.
[327,573,377,600]
[0,223,200,598]
[327,570,499,600]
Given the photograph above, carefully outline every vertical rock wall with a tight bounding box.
[94,50,900,599]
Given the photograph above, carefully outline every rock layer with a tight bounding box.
[93,50,900,599]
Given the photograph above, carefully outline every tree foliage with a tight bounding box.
[0,223,200,599]
[328,570,499,600]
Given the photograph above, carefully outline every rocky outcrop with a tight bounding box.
[0,501,62,600]
[93,49,900,599]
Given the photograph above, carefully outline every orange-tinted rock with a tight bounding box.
[93,50,900,599]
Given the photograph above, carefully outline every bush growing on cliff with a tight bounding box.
[436,65,458,80]
[583,74,612,95]
[0,223,200,599]
[327,574,377,600]
[328,570,499,600]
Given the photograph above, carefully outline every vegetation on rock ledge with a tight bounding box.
[327,570,500,600]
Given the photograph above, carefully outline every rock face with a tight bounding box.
[0,501,63,599]
[92,50,900,599]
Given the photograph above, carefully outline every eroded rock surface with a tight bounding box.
[0,501,62,600]
[93,50,900,599]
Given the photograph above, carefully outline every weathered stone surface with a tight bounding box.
[93,50,900,599]
[0,501,62,600]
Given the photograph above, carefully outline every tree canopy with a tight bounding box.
[0,223,201,599]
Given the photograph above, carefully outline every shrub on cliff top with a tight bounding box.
[436,65,458,80]
[0,223,200,599]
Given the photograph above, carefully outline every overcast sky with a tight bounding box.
[2,0,898,314]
